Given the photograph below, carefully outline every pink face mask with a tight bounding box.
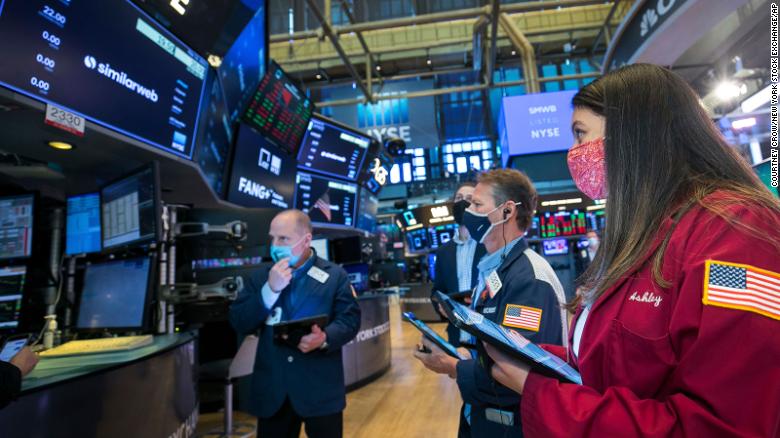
[567,137,607,200]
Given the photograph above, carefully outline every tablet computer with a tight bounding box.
[272,314,329,348]
[402,311,466,359]
[433,291,582,384]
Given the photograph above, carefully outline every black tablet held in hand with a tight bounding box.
[272,314,329,348]
[433,291,582,384]
[402,311,466,359]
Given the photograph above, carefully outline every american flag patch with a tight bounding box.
[502,304,542,331]
[703,260,780,321]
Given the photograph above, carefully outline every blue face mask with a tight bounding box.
[270,236,307,266]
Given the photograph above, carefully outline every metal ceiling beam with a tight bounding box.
[499,12,540,93]
[314,71,599,107]
[591,0,622,56]
[486,0,500,86]
[338,0,372,58]
[304,0,372,103]
[270,0,607,43]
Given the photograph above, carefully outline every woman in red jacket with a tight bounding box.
[484,63,780,437]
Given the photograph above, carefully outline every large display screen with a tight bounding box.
[0,0,208,158]
[540,210,587,238]
[357,188,378,232]
[294,172,358,227]
[297,114,371,181]
[241,61,313,154]
[66,192,101,255]
[219,4,267,121]
[194,70,232,196]
[428,224,457,249]
[0,195,34,260]
[101,163,160,250]
[498,90,578,157]
[226,125,296,209]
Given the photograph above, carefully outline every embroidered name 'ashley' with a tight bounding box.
[628,291,663,307]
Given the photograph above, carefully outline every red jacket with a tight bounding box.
[521,194,780,437]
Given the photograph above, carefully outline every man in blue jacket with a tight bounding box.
[229,209,361,438]
[415,169,568,437]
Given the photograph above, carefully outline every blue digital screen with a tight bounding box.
[294,171,358,227]
[499,90,578,156]
[343,263,369,293]
[0,0,208,158]
[297,114,371,181]
[66,192,101,255]
[77,257,150,330]
[357,188,378,232]
[219,4,266,121]
[194,70,232,195]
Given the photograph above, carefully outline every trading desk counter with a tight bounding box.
[0,333,198,438]
[342,293,392,389]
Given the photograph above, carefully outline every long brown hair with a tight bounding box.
[571,64,780,309]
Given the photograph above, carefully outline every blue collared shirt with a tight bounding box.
[453,228,478,293]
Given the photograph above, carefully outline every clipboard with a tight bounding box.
[402,311,466,359]
[272,314,329,348]
[432,291,582,384]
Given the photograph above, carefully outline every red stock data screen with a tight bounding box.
[241,61,313,155]
[540,211,587,238]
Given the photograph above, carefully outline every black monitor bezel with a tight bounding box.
[0,192,37,262]
[99,162,163,252]
[74,253,157,333]
[65,191,103,256]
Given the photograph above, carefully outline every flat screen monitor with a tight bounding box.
[76,256,152,331]
[66,192,101,255]
[0,194,34,260]
[542,238,569,256]
[406,229,429,252]
[428,253,437,281]
[219,5,267,121]
[294,172,358,227]
[194,70,233,196]
[241,61,313,155]
[0,0,208,158]
[226,124,296,208]
[0,266,26,329]
[429,224,456,249]
[297,114,371,181]
[101,163,161,250]
[311,238,330,261]
[357,188,378,233]
[343,263,369,294]
[754,159,779,197]
[331,236,362,264]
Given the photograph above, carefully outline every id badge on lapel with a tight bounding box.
[265,307,282,325]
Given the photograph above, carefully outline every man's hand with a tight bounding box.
[298,324,327,353]
[483,342,530,395]
[268,258,293,292]
[413,336,459,378]
[10,347,38,377]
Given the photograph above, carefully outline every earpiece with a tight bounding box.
[503,208,510,218]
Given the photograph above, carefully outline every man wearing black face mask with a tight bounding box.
[431,182,486,348]
[415,169,567,438]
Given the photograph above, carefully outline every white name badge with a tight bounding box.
[486,270,503,298]
[266,307,282,326]
[308,266,330,284]
[483,307,497,314]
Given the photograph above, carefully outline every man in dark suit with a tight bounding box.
[229,209,361,438]
[0,346,38,409]
[416,169,568,438]
[574,229,599,279]
[432,182,485,347]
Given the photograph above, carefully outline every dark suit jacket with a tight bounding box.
[432,238,486,346]
[229,256,361,418]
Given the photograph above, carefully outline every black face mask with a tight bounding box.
[452,199,470,225]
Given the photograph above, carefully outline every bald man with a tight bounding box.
[230,209,361,438]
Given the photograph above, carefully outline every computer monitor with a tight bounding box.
[66,193,102,255]
[754,159,779,198]
[76,256,153,331]
[311,238,330,261]
[343,263,369,294]
[297,114,371,181]
[294,172,358,227]
[101,163,162,250]
[428,253,437,281]
[0,194,34,260]
[542,238,569,256]
[0,266,26,329]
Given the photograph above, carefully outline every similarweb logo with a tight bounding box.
[83,55,158,103]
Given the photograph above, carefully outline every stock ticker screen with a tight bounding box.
[241,61,313,154]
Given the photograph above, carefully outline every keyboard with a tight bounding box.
[40,335,154,357]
